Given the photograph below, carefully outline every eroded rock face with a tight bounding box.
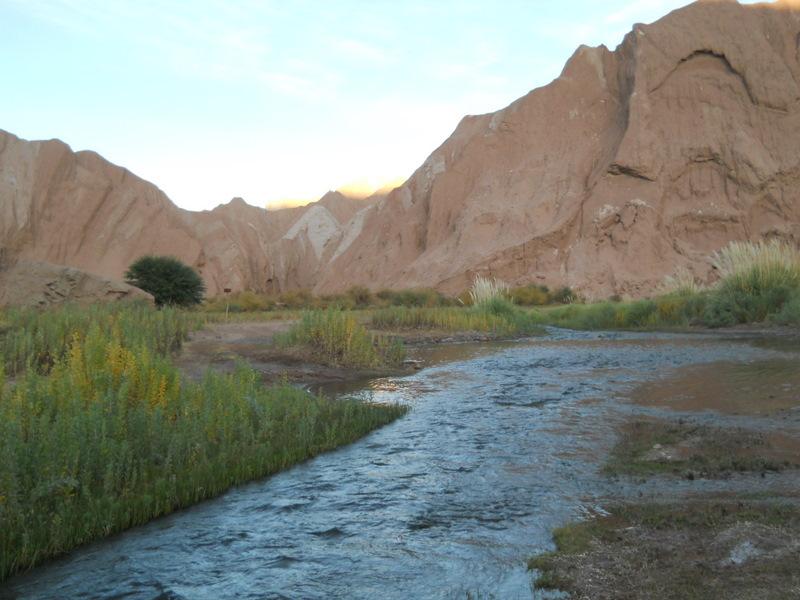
[0,130,367,295]
[2,1,800,299]
[316,0,800,298]
[0,260,153,307]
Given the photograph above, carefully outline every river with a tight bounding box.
[2,328,799,599]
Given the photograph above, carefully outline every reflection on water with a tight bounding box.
[2,330,799,600]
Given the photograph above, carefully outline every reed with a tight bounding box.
[711,239,800,291]
[705,240,800,325]
[468,276,509,307]
[659,267,705,296]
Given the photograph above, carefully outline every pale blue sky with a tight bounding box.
[2,0,761,210]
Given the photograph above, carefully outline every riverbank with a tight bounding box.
[0,303,408,582]
[528,343,800,599]
[2,327,798,599]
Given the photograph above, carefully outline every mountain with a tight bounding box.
[0,130,368,296]
[2,0,800,300]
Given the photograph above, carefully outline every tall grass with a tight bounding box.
[0,302,194,377]
[0,304,407,581]
[711,240,800,290]
[533,295,709,330]
[704,240,800,326]
[371,303,543,336]
[276,309,405,368]
[469,276,509,307]
[659,267,705,297]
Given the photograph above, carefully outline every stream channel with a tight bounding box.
[2,328,799,599]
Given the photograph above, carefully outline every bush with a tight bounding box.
[125,256,205,307]
[346,286,372,308]
[509,285,550,306]
[550,286,577,304]
[772,289,800,325]
[704,284,795,326]
[376,288,451,307]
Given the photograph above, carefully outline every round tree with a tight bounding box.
[125,255,206,307]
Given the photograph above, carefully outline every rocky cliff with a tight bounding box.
[315,0,800,297]
[2,0,800,299]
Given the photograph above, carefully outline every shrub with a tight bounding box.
[550,286,577,304]
[376,288,450,307]
[346,286,372,308]
[509,284,550,306]
[125,255,205,307]
[772,289,800,325]
[277,289,314,309]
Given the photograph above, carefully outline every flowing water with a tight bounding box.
[2,329,799,600]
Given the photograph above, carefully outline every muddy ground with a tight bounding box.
[530,349,800,599]
[174,321,410,387]
[173,320,514,388]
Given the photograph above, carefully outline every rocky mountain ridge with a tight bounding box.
[2,0,799,301]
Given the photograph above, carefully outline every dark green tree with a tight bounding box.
[125,255,205,307]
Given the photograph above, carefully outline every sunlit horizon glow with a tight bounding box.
[2,0,763,211]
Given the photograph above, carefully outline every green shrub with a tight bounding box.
[125,255,205,307]
[552,286,577,304]
[772,289,800,325]
[509,285,550,306]
[376,288,451,307]
[704,284,795,326]
[346,286,372,308]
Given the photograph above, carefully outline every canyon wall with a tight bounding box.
[2,0,799,300]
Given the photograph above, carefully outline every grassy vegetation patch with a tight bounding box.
[533,293,710,330]
[528,501,800,599]
[604,419,800,478]
[533,241,800,330]
[0,302,196,377]
[0,304,407,581]
[276,309,406,368]
[371,303,542,336]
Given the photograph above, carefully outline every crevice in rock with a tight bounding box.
[608,163,656,181]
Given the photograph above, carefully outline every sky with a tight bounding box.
[2,0,762,211]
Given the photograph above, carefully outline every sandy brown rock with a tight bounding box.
[0,259,153,307]
[316,0,800,298]
[0,129,366,295]
[2,0,800,299]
